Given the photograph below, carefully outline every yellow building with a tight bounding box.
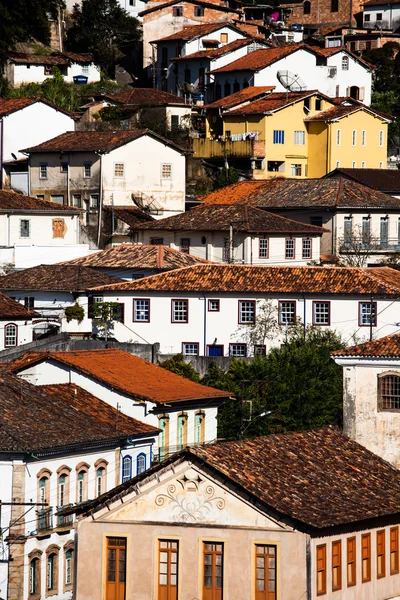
[193,89,390,179]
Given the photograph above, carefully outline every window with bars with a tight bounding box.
[273,130,284,144]
[294,130,305,145]
[239,300,255,324]
[161,163,172,178]
[391,527,399,575]
[114,163,125,177]
[332,541,342,591]
[183,343,199,355]
[159,540,178,598]
[379,374,400,410]
[377,530,386,579]
[347,537,356,586]
[203,542,223,599]
[285,239,295,259]
[359,302,377,326]
[362,533,371,583]
[279,301,296,325]
[172,299,188,323]
[133,299,150,322]
[302,238,312,259]
[313,302,330,326]
[106,538,126,600]
[255,544,276,600]
[230,343,247,357]
[316,544,326,596]
[259,237,269,259]
[5,323,17,347]
[122,456,132,482]
[180,238,190,253]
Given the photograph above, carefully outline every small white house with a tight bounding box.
[133,203,325,263]
[92,264,400,356]
[0,98,76,190]
[23,130,189,218]
[210,44,373,105]
[0,371,159,600]
[0,291,37,350]
[9,348,231,458]
[0,190,91,269]
[6,51,100,87]
[0,263,123,338]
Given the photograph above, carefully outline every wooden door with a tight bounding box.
[203,542,223,600]
[106,538,126,600]
[158,540,178,600]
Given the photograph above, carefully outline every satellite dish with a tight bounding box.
[277,70,307,92]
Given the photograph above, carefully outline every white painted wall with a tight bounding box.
[10,62,100,87]
[137,230,321,264]
[2,102,75,162]
[211,48,372,105]
[102,136,186,217]
[0,213,79,247]
[363,4,400,31]
[97,290,400,355]
[13,244,91,269]
[0,319,34,350]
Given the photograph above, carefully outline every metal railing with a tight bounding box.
[37,508,53,532]
[193,138,265,159]
[57,505,74,527]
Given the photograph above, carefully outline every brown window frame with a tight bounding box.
[106,537,126,600]
[158,539,178,599]
[391,527,399,575]
[347,537,356,587]
[377,530,386,579]
[378,372,400,411]
[362,533,371,583]
[316,544,326,596]
[203,542,223,600]
[255,544,277,600]
[332,540,342,591]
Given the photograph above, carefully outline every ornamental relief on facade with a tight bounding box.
[155,472,225,523]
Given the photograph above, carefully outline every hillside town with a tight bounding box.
[2,0,400,599]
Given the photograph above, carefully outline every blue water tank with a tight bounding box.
[73,75,88,84]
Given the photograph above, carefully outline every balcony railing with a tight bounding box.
[340,238,400,253]
[57,505,74,527]
[193,138,265,159]
[37,508,53,532]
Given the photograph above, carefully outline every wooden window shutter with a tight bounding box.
[332,541,342,591]
[377,530,386,578]
[359,87,365,100]
[362,533,371,582]
[347,537,356,586]
[316,545,326,595]
[390,527,399,575]
[106,538,126,600]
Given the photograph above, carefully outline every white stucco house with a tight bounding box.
[209,44,373,105]
[5,51,100,87]
[0,291,37,350]
[22,130,189,219]
[91,264,400,356]
[0,98,76,191]
[0,264,123,338]
[0,370,159,600]
[362,0,400,31]
[0,190,91,269]
[132,203,325,263]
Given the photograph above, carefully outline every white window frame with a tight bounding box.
[362,130,366,146]
[230,343,247,357]
[133,299,150,322]
[352,130,356,146]
[20,219,30,238]
[5,323,17,347]
[291,163,302,177]
[294,130,305,145]
[83,162,92,178]
[183,343,199,355]
[342,55,349,70]
[239,300,255,324]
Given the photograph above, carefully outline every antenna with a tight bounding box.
[276,70,307,92]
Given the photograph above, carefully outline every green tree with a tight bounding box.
[215,167,239,190]
[0,0,64,69]
[363,42,400,93]
[159,353,200,382]
[202,326,345,440]
[91,301,122,342]
[66,0,141,77]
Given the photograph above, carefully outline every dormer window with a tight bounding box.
[378,373,400,410]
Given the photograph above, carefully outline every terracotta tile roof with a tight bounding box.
[134,204,327,234]
[0,375,158,453]
[210,43,305,73]
[0,97,76,119]
[0,292,39,319]
[173,38,265,61]
[104,206,155,228]
[92,264,400,296]
[7,349,230,405]
[305,101,392,122]
[152,22,232,42]
[204,85,275,109]
[201,177,400,210]
[332,333,400,358]
[64,244,210,269]
[22,129,189,155]
[141,0,240,17]
[0,190,82,212]
[67,427,400,530]
[225,90,319,115]
[0,264,123,292]
[326,168,400,193]
[111,88,185,106]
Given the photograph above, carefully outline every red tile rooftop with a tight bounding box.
[332,333,400,357]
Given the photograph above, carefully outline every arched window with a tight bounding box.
[303,0,311,13]
[29,551,42,597]
[342,56,349,70]
[46,545,59,594]
[195,411,205,444]
[184,67,191,84]
[75,462,89,503]
[122,456,132,482]
[65,549,74,587]
[58,475,67,507]
[37,468,51,531]
[96,468,105,496]
[224,82,231,97]
[137,453,146,475]
[215,83,222,100]
[177,413,188,449]
[233,80,240,93]
[159,415,170,460]
[378,373,400,410]
[5,323,17,347]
